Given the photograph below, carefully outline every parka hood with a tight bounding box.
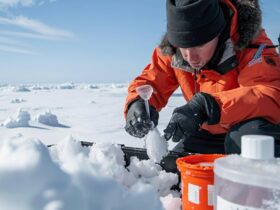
[159,0,262,55]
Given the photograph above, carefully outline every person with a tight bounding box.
[124,0,280,156]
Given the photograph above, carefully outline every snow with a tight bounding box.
[35,111,60,127]
[58,83,75,89]
[0,83,183,147]
[2,109,31,128]
[13,86,31,92]
[11,98,26,103]
[145,128,168,163]
[0,83,185,209]
[0,136,166,210]
[0,136,78,210]
[127,157,178,196]
[160,194,182,210]
[87,84,99,89]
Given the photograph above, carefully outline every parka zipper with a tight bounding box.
[193,68,201,94]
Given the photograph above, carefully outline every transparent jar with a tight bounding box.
[214,135,280,210]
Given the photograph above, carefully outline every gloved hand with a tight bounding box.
[125,99,159,138]
[164,92,220,142]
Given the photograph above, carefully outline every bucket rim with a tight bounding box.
[177,154,225,171]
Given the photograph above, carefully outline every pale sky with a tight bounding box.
[0,0,279,84]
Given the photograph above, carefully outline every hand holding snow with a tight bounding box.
[145,128,169,163]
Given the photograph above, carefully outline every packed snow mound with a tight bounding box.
[110,84,127,89]
[2,109,31,128]
[31,85,51,90]
[31,86,42,90]
[0,136,81,210]
[58,83,75,89]
[87,84,99,89]
[0,136,180,210]
[50,136,180,209]
[160,194,181,210]
[11,98,26,104]
[13,86,31,92]
[128,157,178,196]
[35,111,60,126]
[50,138,178,197]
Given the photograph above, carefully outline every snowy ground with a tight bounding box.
[0,83,186,210]
[0,83,185,148]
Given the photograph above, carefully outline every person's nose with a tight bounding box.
[182,48,199,63]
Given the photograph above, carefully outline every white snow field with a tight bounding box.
[0,83,185,210]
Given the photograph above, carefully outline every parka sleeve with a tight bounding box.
[124,48,179,117]
[211,45,280,127]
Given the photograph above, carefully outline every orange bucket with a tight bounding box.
[177,154,225,210]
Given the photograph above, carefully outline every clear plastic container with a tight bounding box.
[214,135,280,210]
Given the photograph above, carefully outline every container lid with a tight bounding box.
[241,135,274,160]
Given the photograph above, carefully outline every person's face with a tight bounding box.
[179,36,219,69]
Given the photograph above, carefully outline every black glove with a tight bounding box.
[164,92,220,142]
[125,99,159,138]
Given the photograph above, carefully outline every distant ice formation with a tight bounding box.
[35,111,59,126]
[3,109,31,128]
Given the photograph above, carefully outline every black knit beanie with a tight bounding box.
[167,0,226,48]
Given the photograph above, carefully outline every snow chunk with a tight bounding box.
[11,98,26,103]
[160,194,181,210]
[58,83,75,89]
[0,137,82,210]
[31,85,42,90]
[30,85,51,90]
[145,128,168,163]
[35,111,60,126]
[49,136,90,163]
[51,138,178,201]
[89,142,136,187]
[50,138,164,210]
[111,84,125,88]
[128,157,178,196]
[13,86,31,92]
[0,136,165,210]
[128,157,162,178]
[90,142,126,166]
[88,84,99,89]
[2,109,31,128]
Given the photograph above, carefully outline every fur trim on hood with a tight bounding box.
[159,0,262,55]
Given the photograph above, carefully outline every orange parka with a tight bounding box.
[124,0,280,134]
